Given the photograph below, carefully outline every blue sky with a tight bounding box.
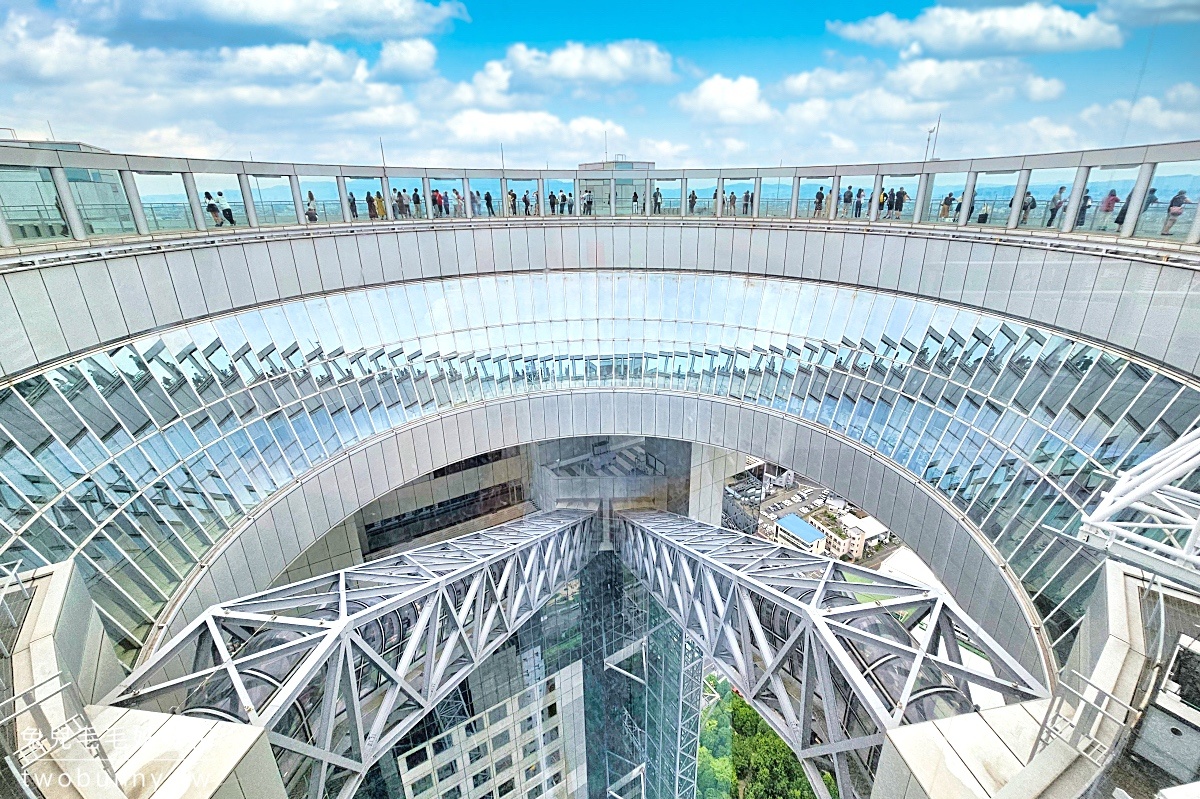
[2,0,1197,168]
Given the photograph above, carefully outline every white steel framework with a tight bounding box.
[615,510,1047,799]
[1082,425,1200,588]
[105,509,599,799]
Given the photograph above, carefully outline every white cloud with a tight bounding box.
[782,66,873,96]
[829,3,1122,55]
[376,39,437,79]
[86,0,467,39]
[1080,85,1200,138]
[676,75,775,125]
[444,109,623,146]
[722,138,747,154]
[1024,75,1065,101]
[638,138,690,162]
[452,60,515,108]
[506,40,673,84]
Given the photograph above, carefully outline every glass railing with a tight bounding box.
[254,201,299,226]
[3,204,70,240]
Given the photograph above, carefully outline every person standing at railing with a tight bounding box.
[689,190,697,214]
[813,187,824,217]
[375,191,386,219]
[204,192,223,226]
[560,191,568,214]
[366,192,377,220]
[348,192,359,220]
[1046,186,1065,226]
[842,186,853,218]
[742,191,750,215]
[216,192,235,226]
[484,191,494,216]
[568,192,574,213]
[1020,192,1035,224]
[1075,189,1092,228]
[549,191,558,215]
[653,187,662,214]
[306,191,318,222]
[1161,190,1191,236]
[939,192,953,220]
[1097,189,1119,230]
[855,188,865,218]
[411,189,422,218]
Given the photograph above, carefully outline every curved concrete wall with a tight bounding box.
[1,219,1197,383]
[155,390,1048,679]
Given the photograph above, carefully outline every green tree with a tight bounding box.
[745,733,815,799]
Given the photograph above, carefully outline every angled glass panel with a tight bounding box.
[0,165,69,241]
[194,173,249,227]
[134,171,196,231]
[796,177,834,218]
[925,171,967,224]
[297,175,341,224]
[1134,160,1200,240]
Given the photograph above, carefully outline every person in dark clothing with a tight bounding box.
[814,187,824,216]
[485,191,494,216]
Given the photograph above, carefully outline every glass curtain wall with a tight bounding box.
[685,178,716,216]
[471,178,503,217]
[65,167,136,236]
[345,177,385,222]
[297,176,341,224]
[968,172,1018,227]
[1021,168,1075,230]
[0,166,68,241]
[759,176,792,218]
[926,172,967,224]
[133,172,195,232]
[545,179,575,216]
[649,179,680,216]
[796,177,834,218]
[247,175,296,226]
[1135,160,1200,240]
[720,177,755,218]
[835,175,873,220]
[615,178,643,216]
[1079,165,1140,233]
[507,179,539,216]
[578,178,610,216]
[880,175,919,222]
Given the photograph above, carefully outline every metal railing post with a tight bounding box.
[1120,162,1155,238]
[499,177,508,217]
[715,177,724,218]
[382,175,395,220]
[537,177,546,217]
[119,169,150,235]
[422,176,432,219]
[680,177,689,217]
[752,177,762,217]
[645,178,652,217]
[183,171,207,231]
[1060,166,1091,233]
[957,171,979,226]
[238,173,259,227]
[49,166,87,240]
[789,177,799,219]
[1007,168,1032,229]
[1188,201,1200,245]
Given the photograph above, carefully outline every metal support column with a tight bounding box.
[537,177,546,217]
[462,178,471,219]
[715,177,724,218]
[1187,202,1200,245]
[1119,162,1155,238]
[826,176,840,220]
[49,166,87,240]
[1007,169,1031,229]
[645,178,653,217]
[238,173,259,227]
[499,177,509,217]
[789,177,800,218]
[183,171,207,231]
[868,174,884,222]
[911,174,931,224]
[288,174,305,224]
[1060,166,1091,233]
[752,177,762,217]
[422,176,432,219]
[680,177,689,217]
[957,171,979,226]
[382,175,395,220]
[119,169,150,235]
[336,175,351,222]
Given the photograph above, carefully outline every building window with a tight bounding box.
[495,755,513,774]
[540,704,557,721]
[524,762,541,780]
[407,749,430,769]
[489,707,508,724]
[412,775,434,797]
[432,734,454,755]
[442,788,461,799]
[519,716,536,733]
[473,769,491,788]
[545,750,561,767]
[498,779,515,797]
[527,786,544,799]
[437,762,458,782]
[542,728,559,745]
[468,744,488,763]
[522,740,538,759]
[492,731,511,749]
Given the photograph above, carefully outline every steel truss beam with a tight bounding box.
[1082,425,1200,588]
[614,511,1046,799]
[106,509,599,799]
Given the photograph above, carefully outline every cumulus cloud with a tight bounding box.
[1097,0,1200,23]
[72,0,467,40]
[676,75,775,124]
[1024,75,1066,101]
[829,3,1122,55]
[452,61,515,108]
[782,66,873,96]
[506,40,673,84]
[1080,83,1200,138]
[376,39,437,79]
[444,109,623,145]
